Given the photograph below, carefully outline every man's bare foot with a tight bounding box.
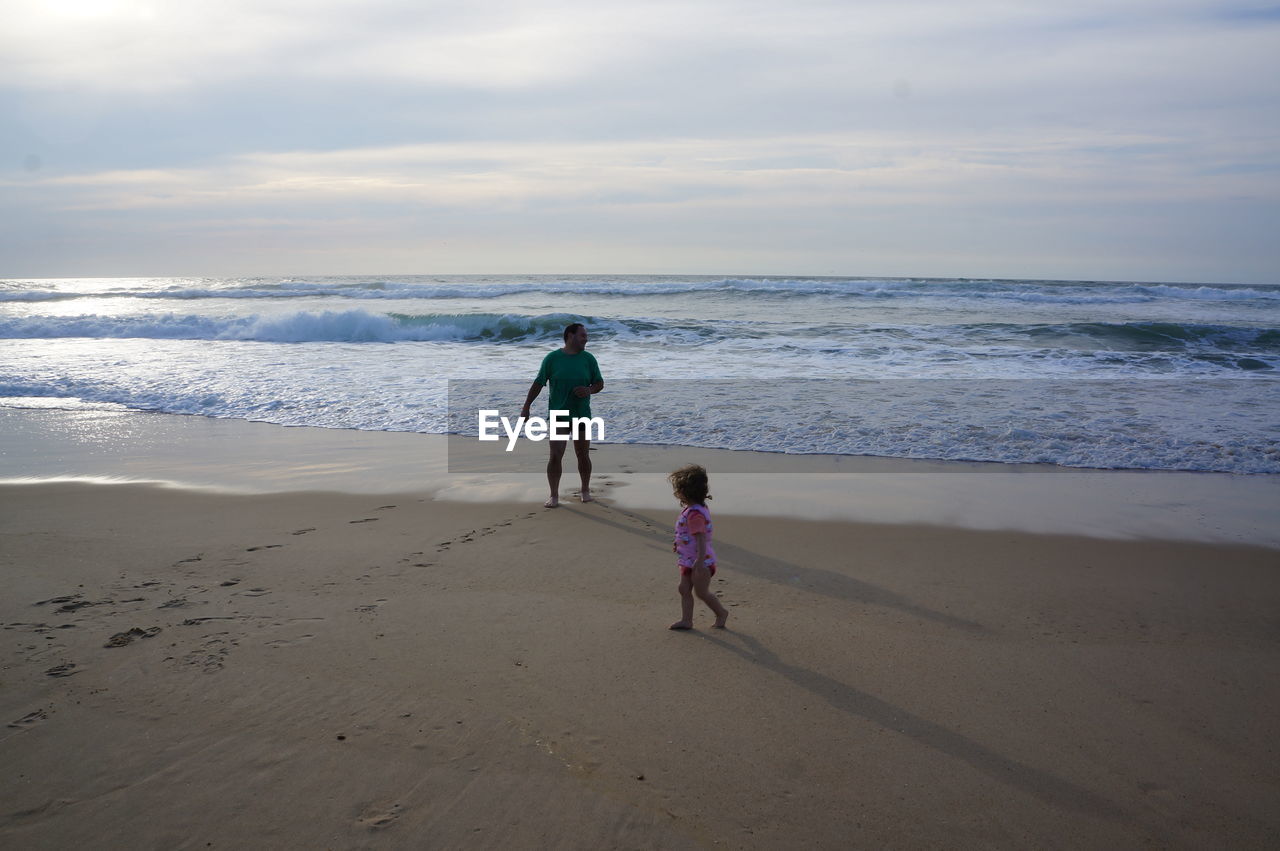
[544,497,560,508]
[580,488,593,503]
[669,621,692,630]
[713,612,729,629]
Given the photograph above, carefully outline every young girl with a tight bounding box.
[668,464,729,630]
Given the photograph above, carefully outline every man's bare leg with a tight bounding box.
[574,437,593,502]
[545,440,568,507]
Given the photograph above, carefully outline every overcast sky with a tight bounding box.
[2,0,1277,282]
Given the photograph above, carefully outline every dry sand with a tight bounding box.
[3,480,1279,849]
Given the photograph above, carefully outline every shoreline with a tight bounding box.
[3,406,1279,547]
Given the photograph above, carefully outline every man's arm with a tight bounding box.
[574,353,604,398]
[520,380,544,419]
[573,379,604,398]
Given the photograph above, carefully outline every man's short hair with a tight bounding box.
[563,322,584,342]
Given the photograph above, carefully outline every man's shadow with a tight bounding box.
[569,503,1158,834]
[575,502,986,633]
[695,628,1136,826]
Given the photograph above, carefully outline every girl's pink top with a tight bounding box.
[674,504,716,567]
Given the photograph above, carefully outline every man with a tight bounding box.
[520,322,604,507]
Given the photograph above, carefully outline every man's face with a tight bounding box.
[571,327,589,348]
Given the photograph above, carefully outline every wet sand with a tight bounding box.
[4,406,1279,547]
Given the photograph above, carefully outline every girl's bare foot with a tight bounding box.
[669,621,692,630]
[713,612,729,629]
[580,488,593,503]
[544,497,559,508]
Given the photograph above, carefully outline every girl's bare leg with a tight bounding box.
[671,574,694,629]
[692,566,729,628]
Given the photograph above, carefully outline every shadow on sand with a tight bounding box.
[570,502,1161,836]
[696,628,1137,827]
[574,502,986,633]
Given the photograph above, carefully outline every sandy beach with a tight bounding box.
[3,429,1279,848]
[7,0,1279,843]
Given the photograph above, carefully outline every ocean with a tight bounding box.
[2,275,1277,474]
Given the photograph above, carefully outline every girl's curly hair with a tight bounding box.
[668,464,711,505]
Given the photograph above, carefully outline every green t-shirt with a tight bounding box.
[535,349,602,419]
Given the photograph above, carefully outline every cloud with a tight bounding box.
[1,1,1277,280]
[2,0,655,93]
[6,1,1275,100]
[14,126,1273,216]
[5,0,1275,183]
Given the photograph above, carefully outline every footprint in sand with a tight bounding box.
[375,505,397,511]
[236,588,271,597]
[8,709,48,729]
[354,600,387,614]
[33,594,80,607]
[175,555,202,565]
[246,544,283,552]
[265,634,315,648]
[44,663,78,678]
[350,518,379,524]
[355,802,403,830]
[60,600,109,613]
[178,635,236,673]
[292,528,316,536]
[104,627,161,648]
